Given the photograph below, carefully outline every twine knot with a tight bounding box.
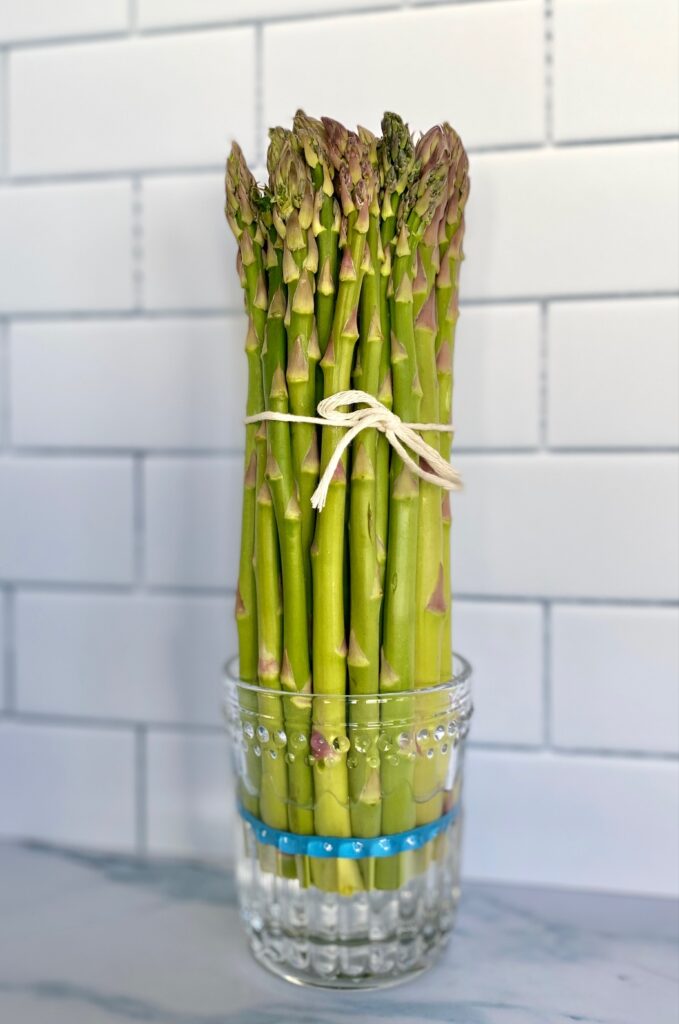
[245,389,462,513]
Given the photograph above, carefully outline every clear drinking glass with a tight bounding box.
[223,655,472,989]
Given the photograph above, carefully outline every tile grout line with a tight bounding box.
[0,319,9,449]
[5,138,678,189]
[468,739,679,764]
[134,724,148,853]
[3,290,678,323]
[538,301,549,448]
[13,0,641,50]
[1,5,405,51]
[128,0,139,35]
[254,24,264,168]
[3,578,677,609]
[0,46,8,179]
[4,445,679,459]
[543,0,554,146]
[4,705,677,764]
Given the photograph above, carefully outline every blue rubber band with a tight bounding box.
[237,802,459,859]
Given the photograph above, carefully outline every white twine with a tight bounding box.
[245,389,462,512]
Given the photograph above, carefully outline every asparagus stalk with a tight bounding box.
[435,130,470,680]
[311,123,375,846]
[294,111,340,360]
[226,147,267,678]
[260,281,314,834]
[225,146,269,817]
[254,479,288,831]
[414,130,470,829]
[347,129,383,839]
[410,129,456,824]
[378,153,451,884]
[375,115,417,590]
[379,215,421,833]
[268,135,318,604]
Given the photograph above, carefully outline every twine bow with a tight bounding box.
[245,389,462,512]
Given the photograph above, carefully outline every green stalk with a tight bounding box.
[254,480,288,831]
[374,113,415,592]
[413,284,447,826]
[378,147,449,884]
[379,222,421,857]
[373,117,421,888]
[225,146,269,817]
[311,219,364,838]
[311,129,375,872]
[261,285,314,835]
[348,208,383,839]
[235,354,261,817]
[435,138,470,680]
[286,263,319,597]
[293,110,339,358]
[269,138,318,605]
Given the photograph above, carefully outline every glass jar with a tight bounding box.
[223,655,472,989]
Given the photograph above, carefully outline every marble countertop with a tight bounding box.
[1,842,677,1024]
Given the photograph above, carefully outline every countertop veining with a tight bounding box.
[0,842,677,1024]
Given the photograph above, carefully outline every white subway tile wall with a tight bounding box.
[547,299,679,448]
[263,5,545,150]
[551,606,679,756]
[147,732,235,857]
[453,455,679,600]
[0,183,134,313]
[463,143,679,299]
[9,30,257,174]
[10,318,248,449]
[142,176,243,311]
[0,722,136,850]
[0,459,134,583]
[465,750,679,896]
[144,458,242,587]
[553,0,679,142]
[454,601,544,746]
[15,593,236,725]
[453,305,541,449]
[0,0,677,898]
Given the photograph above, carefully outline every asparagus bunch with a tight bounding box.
[226,112,469,892]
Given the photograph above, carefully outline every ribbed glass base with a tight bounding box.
[236,814,463,989]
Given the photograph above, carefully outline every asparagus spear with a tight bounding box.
[226,146,267,682]
[311,123,376,848]
[225,146,269,817]
[374,115,418,588]
[435,129,470,680]
[414,129,470,827]
[294,111,340,360]
[347,126,383,840]
[378,153,450,885]
[268,134,318,603]
[411,128,457,825]
[254,479,288,830]
[260,280,314,834]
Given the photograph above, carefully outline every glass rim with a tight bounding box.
[223,652,472,701]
